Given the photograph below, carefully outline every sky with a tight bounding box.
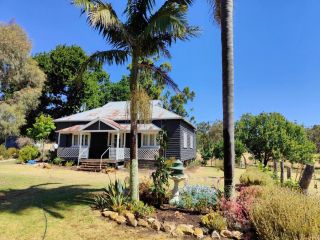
[1,0,320,126]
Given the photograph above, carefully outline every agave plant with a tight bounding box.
[94,179,129,212]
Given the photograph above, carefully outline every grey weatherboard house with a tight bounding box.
[54,100,196,168]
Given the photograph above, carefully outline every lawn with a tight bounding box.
[0,161,245,240]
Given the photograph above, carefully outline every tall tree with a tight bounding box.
[73,0,198,201]
[0,23,45,141]
[307,125,320,153]
[32,45,110,120]
[210,0,235,199]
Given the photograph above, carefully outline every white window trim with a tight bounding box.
[141,133,159,148]
[189,134,193,149]
[183,131,188,148]
[72,133,90,147]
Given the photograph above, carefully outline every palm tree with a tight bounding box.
[73,0,198,201]
[210,0,235,199]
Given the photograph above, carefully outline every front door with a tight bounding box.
[89,132,108,159]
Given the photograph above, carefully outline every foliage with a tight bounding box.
[94,179,129,213]
[6,148,18,158]
[27,114,56,160]
[283,179,300,190]
[65,161,74,167]
[250,186,320,240]
[177,185,218,213]
[52,157,63,165]
[0,23,45,139]
[127,201,155,218]
[31,45,110,121]
[151,156,170,206]
[200,212,227,232]
[213,139,246,163]
[162,87,195,122]
[307,125,320,153]
[16,137,33,148]
[239,168,273,186]
[219,186,262,230]
[18,145,39,163]
[0,145,9,159]
[236,112,316,166]
[27,114,55,141]
[138,178,154,205]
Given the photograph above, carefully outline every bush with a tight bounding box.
[219,186,262,230]
[239,167,273,186]
[53,157,63,165]
[139,178,155,205]
[94,179,129,213]
[18,145,39,163]
[65,161,74,167]
[16,137,33,148]
[201,212,227,232]
[0,144,9,159]
[7,147,18,158]
[177,185,218,213]
[250,186,320,240]
[127,201,155,218]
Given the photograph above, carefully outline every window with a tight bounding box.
[72,134,89,146]
[142,133,159,147]
[189,134,193,149]
[183,131,188,148]
[73,134,79,146]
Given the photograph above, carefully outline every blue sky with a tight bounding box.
[1,0,319,126]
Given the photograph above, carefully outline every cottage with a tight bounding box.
[54,100,196,169]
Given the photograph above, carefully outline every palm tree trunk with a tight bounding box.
[221,0,235,199]
[130,53,139,201]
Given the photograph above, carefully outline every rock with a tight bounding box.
[176,224,194,235]
[151,220,162,231]
[109,212,119,221]
[231,231,242,240]
[174,211,184,219]
[220,230,233,238]
[43,163,51,169]
[125,213,137,227]
[172,228,184,237]
[193,227,204,239]
[161,221,175,233]
[211,231,221,240]
[137,219,149,228]
[203,237,212,240]
[201,227,209,235]
[102,210,115,218]
[147,217,156,224]
[115,215,127,224]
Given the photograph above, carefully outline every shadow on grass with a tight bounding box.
[0,183,100,218]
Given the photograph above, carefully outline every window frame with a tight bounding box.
[72,133,90,147]
[189,134,193,149]
[183,131,188,148]
[141,133,159,147]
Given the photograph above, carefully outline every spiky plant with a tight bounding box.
[73,0,198,201]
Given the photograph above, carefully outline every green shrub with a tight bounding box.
[7,147,18,158]
[94,179,129,213]
[18,145,39,163]
[65,160,74,167]
[128,201,155,218]
[201,212,227,232]
[53,157,63,165]
[250,186,320,240]
[239,167,273,186]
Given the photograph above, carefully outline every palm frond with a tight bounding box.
[142,2,200,43]
[73,0,131,48]
[138,61,180,93]
[208,0,221,25]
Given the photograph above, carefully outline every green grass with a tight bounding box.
[0,162,245,240]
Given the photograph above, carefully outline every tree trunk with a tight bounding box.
[42,140,45,161]
[129,53,139,201]
[287,166,292,179]
[280,161,284,184]
[273,159,278,173]
[221,0,235,200]
[299,164,314,194]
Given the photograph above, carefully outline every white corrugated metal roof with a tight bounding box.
[119,123,162,132]
[55,100,183,122]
